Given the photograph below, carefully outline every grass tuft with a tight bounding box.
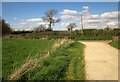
[109,40,120,49]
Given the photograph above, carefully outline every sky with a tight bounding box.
[2,0,120,2]
[2,2,119,31]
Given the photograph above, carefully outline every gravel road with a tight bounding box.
[80,41,118,80]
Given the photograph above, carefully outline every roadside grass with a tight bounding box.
[19,41,85,80]
[66,42,85,80]
[2,38,55,79]
[109,40,120,49]
[18,40,73,80]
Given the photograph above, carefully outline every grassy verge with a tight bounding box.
[19,41,85,80]
[66,42,85,80]
[2,38,55,79]
[109,40,120,49]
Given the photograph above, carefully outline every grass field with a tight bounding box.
[2,38,85,80]
[2,38,55,79]
[109,40,120,49]
[18,41,85,80]
[0,38,2,78]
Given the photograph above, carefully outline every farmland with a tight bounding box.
[2,29,120,80]
[2,38,55,79]
[1,2,120,80]
[2,38,85,80]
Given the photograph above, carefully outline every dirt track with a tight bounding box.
[80,41,118,80]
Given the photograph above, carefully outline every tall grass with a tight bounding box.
[2,38,55,79]
[3,38,85,80]
[19,41,85,80]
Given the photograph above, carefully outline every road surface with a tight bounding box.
[80,41,118,80]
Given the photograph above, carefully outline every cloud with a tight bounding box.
[82,9,89,13]
[38,22,46,25]
[13,17,17,20]
[11,18,45,31]
[60,10,119,29]
[60,9,78,15]
[11,8,119,30]
[18,18,44,26]
[60,23,69,27]
[19,22,27,25]
[61,15,76,19]
[83,19,101,24]
[61,14,99,21]
[91,14,99,19]
[100,11,119,19]
[84,24,98,29]
[107,21,118,26]
[60,6,90,15]
[26,18,43,22]
[83,6,89,10]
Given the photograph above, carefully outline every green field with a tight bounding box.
[2,38,85,80]
[2,38,55,79]
[109,40,120,49]
[19,41,85,80]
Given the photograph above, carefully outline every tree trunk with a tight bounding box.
[49,21,52,30]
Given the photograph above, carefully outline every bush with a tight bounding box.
[109,40,120,49]
[2,19,12,36]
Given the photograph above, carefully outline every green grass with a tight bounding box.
[0,38,2,78]
[109,40,120,49]
[76,35,112,40]
[2,38,55,79]
[66,42,85,80]
[20,41,85,80]
[3,38,85,80]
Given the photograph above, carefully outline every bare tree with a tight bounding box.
[34,24,46,32]
[42,9,61,31]
[66,23,77,31]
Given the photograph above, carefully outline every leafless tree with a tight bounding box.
[66,23,77,31]
[34,24,46,32]
[42,9,61,31]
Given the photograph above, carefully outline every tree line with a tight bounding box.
[1,9,78,36]
[1,9,120,37]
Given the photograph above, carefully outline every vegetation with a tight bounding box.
[2,7,120,81]
[109,40,120,49]
[18,41,85,80]
[73,29,120,40]
[66,23,77,31]
[2,38,55,79]
[42,9,61,31]
[2,19,12,36]
[66,42,85,80]
[34,24,47,32]
[6,28,120,40]
[2,38,85,80]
